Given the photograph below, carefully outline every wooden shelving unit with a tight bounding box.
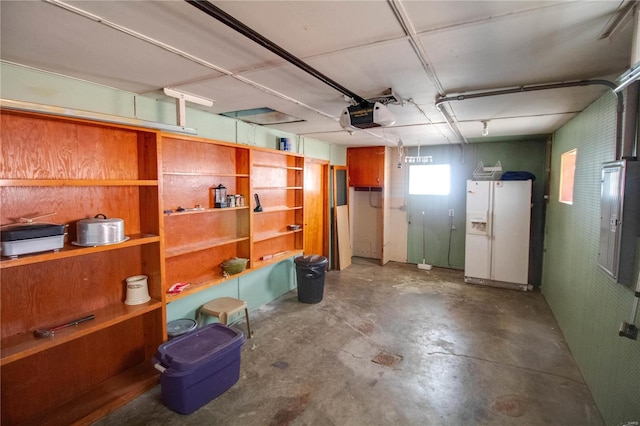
[251,149,304,263]
[160,135,252,296]
[0,110,164,426]
[161,138,305,297]
[1,110,308,424]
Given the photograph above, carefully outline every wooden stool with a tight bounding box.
[197,297,252,338]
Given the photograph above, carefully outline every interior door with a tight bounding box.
[304,158,329,257]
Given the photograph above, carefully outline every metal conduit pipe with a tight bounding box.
[435,79,625,159]
[436,104,469,145]
[185,0,369,105]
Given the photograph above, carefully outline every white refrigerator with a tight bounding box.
[464,180,532,291]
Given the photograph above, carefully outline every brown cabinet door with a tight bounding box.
[347,146,385,187]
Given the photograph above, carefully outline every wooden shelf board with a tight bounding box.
[252,186,303,190]
[0,234,160,269]
[166,272,248,302]
[25,362,159,426]
[254,205,302,213]
[165,236,250,258]
[253,249,302,268]
[253,229,302,243]
[162,172,249,178]
[0,179,158,187]
[1,300,162,366]
[253,163,303,171]
[164,206,249,217]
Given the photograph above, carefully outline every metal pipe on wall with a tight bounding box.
[622,81,638,159]
[435,79,625,159]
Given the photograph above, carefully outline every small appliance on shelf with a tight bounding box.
[213,184,227,208]
[0,213,67,258]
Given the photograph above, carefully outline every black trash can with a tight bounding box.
[294,255,328,303]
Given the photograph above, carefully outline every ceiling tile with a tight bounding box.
[0,1,224,93]
[419,1,632,92]
[208,0,407,57]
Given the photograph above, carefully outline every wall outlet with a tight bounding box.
[448,209,454,217]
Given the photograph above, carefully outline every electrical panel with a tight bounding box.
[598,159,640,285]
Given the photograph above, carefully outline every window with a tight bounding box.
[409,164,451,195]
[559,149,577,204]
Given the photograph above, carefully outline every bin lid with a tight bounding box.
[167,318,197,338]
[294,255,328,266]
[156,323,245,371]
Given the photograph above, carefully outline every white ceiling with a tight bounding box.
[0,0,635,147]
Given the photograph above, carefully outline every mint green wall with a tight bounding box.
[405,139,547,285]
[543,92,640,425]
[1,62,136,117]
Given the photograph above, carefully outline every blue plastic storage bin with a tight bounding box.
[153,323,246,414]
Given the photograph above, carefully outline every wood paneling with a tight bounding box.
[0,110,163,425]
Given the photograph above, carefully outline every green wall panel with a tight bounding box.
[301,136,331,161]
[542,91,640,425]
[1,62,135,117]
[239,258,297,309]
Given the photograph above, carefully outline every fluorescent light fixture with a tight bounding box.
[1,98,197,135]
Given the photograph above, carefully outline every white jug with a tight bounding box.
[124,275,151,305]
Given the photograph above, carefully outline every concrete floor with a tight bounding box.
[95,258,603,426]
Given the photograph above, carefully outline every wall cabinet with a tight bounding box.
[0,110,164,425]
[347,146,385,187]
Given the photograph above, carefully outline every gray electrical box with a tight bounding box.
[598,159,640,285]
